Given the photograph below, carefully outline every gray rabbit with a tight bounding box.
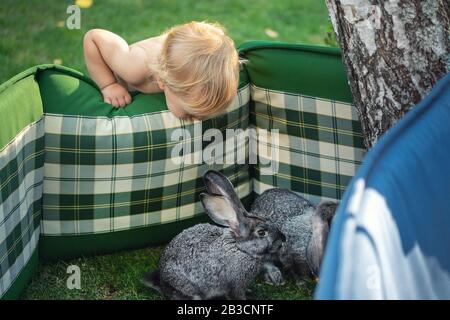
[251,189,337,285]
[142,170,285,300]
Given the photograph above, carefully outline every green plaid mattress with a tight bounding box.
[250,85,364,205]
[0,41,368,298]
[239,41,366,205]
[41,84,251,236]
[0,119,44,297]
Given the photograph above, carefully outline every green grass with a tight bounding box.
[0,0,334,83]
[21,246,315,300]
[3,0,330,299]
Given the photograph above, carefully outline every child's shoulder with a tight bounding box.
[129,34,166,56]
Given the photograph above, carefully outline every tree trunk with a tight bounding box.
[326,0,450,149]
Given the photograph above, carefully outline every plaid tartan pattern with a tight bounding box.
[250,85,365,205]
[41,85,251,235]
[0,119,44,297]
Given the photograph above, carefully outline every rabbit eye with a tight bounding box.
[257,229,268,237]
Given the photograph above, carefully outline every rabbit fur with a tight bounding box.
[142,170,285,300]
[250,188,337,285]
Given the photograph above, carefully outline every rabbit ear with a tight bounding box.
[202,170,246,212]
[315,201,338,226]
[200,193,245,236]
[306,214,329,277]
[306,202,337,276]
[306,201,338,276]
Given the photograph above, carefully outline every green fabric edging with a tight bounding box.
[0,64,86,149]
[38,69,168,117]
[0,75,43,150]
[1,249,39,300]
[1,64,249,120]
[37,65,249,118]
[238,41,353,103]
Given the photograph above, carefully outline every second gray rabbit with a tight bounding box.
[251,189,337,285]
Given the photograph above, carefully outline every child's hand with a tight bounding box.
[101,83,132,108]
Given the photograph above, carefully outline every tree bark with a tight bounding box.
[326,0,450,149]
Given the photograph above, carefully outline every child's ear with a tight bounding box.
[156,77,165,90]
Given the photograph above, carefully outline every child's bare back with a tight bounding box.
[83,22,240,119]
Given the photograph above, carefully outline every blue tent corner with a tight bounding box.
[315,73,450,299]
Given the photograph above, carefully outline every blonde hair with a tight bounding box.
[155,21,240,119]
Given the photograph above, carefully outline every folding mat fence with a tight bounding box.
[0,41,365,299]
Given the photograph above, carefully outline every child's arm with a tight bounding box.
[83,29,148,107]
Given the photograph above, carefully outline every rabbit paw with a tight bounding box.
[264,268,284,285]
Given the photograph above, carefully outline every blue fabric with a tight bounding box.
[315,73,450,299]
